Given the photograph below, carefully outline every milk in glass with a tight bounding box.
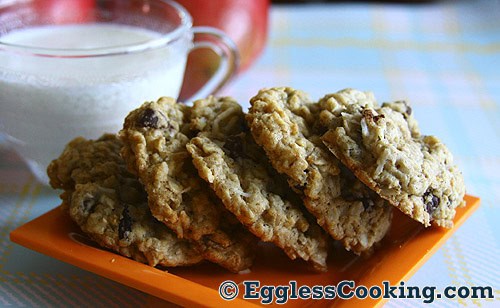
[0,24,190,182]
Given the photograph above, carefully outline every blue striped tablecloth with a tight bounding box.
[1,0,499,306]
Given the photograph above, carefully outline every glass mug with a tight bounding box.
[0,0,238,184]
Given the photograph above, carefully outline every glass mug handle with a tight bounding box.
[182,26,240,103]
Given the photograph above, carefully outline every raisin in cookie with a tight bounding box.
[47,135,202,267]
[186,96,329,272]
[317,88,466,228]
[119,97,257,272]
[247,87,393,254]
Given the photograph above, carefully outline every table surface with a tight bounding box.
[1,0,499,307]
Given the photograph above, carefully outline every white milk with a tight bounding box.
[0,24,190,183]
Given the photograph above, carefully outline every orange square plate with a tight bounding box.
[10,195,479,307]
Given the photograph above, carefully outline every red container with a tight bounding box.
[177,0,270,100]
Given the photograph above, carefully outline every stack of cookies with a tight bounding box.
[47,87,466,273]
